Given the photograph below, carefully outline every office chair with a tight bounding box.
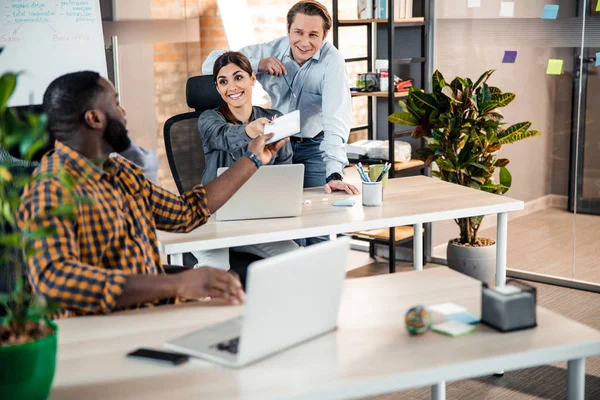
[163,75,262,286]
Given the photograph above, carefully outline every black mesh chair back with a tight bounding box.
[164,75,222,195]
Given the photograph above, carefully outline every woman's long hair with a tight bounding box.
[213,51,254,125]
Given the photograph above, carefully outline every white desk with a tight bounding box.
[158,175,523,286]
[51,268,600,400]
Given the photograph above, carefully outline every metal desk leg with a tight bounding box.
[431,381,445,400]
[495,212,508,287]
[170,253,183,266]
[567,358,585,400]
[414,222,423,271]
[389,227,396,273]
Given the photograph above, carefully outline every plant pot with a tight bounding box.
[447,239,496,284]
[0,321,57,400]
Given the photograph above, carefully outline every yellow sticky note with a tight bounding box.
[597,0,600,12]
[546,59,564,75]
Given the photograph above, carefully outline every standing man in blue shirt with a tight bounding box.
[202,0,359,196]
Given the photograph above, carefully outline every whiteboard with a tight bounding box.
[1,0,107,106]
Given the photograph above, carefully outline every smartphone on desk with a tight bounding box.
[127,348,189,366]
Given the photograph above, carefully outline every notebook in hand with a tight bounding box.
[265,110,300,144]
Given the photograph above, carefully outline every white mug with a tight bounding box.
[362,181,383,207]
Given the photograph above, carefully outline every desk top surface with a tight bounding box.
[51,268,600,400]
[157,175,524,254]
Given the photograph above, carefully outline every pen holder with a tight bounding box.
[362,181,383,207]
[368,164,389,189]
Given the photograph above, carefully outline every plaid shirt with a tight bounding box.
[17,142,211,319]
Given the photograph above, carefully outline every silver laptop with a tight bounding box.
[215,164,304,221]
[164,237,350,368]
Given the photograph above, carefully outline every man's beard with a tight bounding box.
[104,116,131,153]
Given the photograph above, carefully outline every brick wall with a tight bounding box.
[150,0,368,192]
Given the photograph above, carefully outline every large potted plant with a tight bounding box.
[388,69,541,282]
[0,60,78,398]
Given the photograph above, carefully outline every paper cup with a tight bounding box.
[362,181,383,207]
[368,164,389,189]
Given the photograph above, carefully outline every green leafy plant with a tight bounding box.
[0,67,60,344]
[388,69,541,245]
[0,57,93,344]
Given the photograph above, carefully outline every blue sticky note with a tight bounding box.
[332,199,355,207]
[542,4,559,19]
[596,52,600,67]
[445,312,480,325]
[502,50,517,64]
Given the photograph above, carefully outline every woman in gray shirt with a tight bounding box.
[195,51,298,270]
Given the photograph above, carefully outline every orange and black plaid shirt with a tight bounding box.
[17,142,211,319]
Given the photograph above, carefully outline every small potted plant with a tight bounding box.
[388,69,541,282]
[0,59,81,398]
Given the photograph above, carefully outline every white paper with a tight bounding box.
[264,110,301,144]
[427,302,467,316]
[468,0,481,8]
[500,2,515,17]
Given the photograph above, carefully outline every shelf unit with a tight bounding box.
[332,0,434,272]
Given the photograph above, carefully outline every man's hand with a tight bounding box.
[245,117,272,138]
[247,133,290,166]
[175,267,245,305]
[258,57,287,76]
[324,180,360,195]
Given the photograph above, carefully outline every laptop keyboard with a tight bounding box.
[213,337,240,354]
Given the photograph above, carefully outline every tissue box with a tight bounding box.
[481,280,537,333]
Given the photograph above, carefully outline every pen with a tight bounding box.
[376,164,391,182]
[282,74,297,99]
[355,165,368,182]
[358,162,371,182]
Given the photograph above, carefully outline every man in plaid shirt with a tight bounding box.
[17,71,288,318]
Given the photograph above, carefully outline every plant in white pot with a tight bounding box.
[388,69,541,283]
[0,56,84,399]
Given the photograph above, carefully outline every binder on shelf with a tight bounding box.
[377,0,387,19]
[405,0,413,18]
[357,0,375,19]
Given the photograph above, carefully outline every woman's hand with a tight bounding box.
[245,117,272,138]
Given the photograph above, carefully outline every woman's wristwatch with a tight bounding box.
[244,151,262,169]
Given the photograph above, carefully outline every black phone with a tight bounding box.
[127,348,189,366]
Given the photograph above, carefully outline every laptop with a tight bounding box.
[215,164,304,221]
[164,237,350,368]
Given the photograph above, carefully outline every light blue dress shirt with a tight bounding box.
[202,37,352,178]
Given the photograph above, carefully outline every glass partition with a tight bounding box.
[433,0,598,289]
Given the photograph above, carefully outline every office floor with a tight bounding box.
[478,208,600,284]
[345,256,600,400]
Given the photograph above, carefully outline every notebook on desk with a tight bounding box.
[215,164,304,221]
[164,237,350,368]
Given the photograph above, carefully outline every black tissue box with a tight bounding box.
[481,280,537,332]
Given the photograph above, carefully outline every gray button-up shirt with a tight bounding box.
[202,37,352,178]
[198,106,293,184]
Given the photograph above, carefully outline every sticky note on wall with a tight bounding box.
[542,4,559,19]
[502,50,517,63]
[546,59,564,75]
[468,0,481,8]
[500,2,515,17]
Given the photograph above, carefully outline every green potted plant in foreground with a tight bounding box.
[0,63,75,398]
[388,69,541,283]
